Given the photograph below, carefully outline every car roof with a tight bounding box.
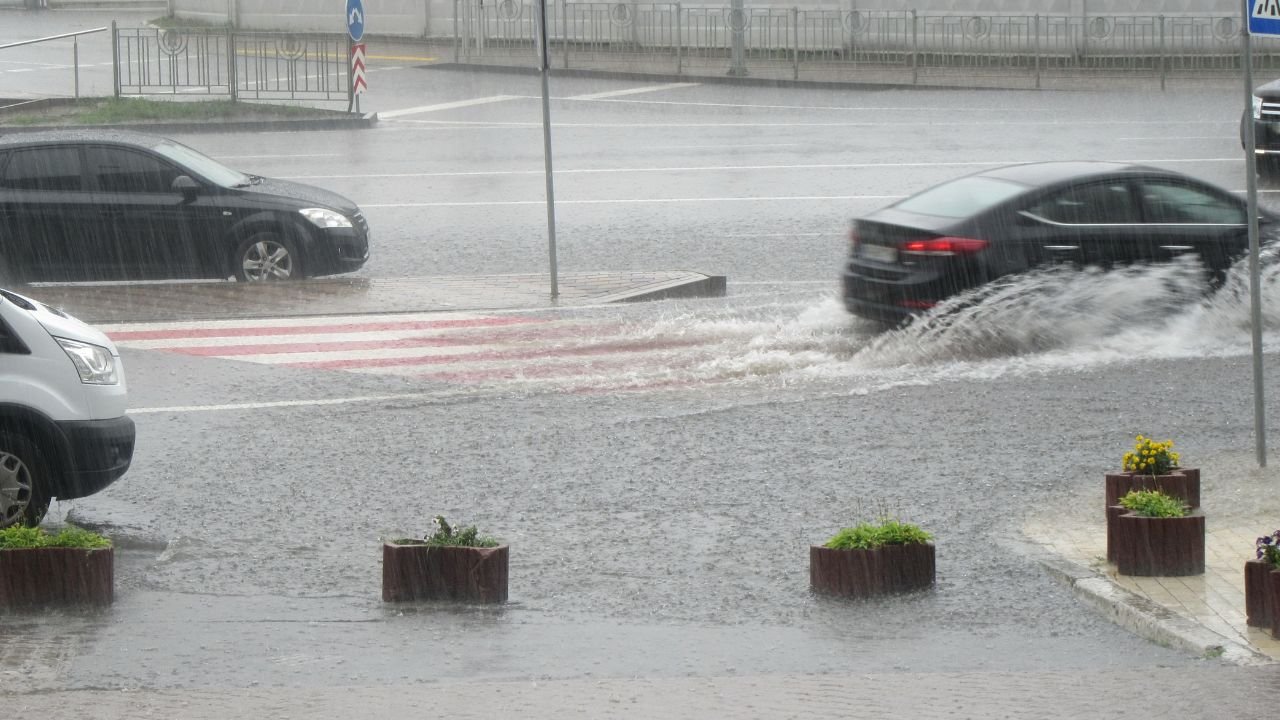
[0,129,165,150]
[976,161,1178,187]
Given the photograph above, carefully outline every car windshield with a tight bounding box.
[152,139,250,188]
[894,175,1027,218]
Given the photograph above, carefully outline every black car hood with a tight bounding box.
[238,177,359,215]
[1257,77,1280,100]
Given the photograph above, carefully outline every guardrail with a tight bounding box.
[0,26,107,98]
[451,6,1280,88]
[112,24,351,103]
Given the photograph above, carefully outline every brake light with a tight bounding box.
[899,237,989,256]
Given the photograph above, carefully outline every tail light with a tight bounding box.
[848,226,860,254]
[899,236,989,257]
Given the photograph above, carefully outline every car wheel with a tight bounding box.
[0,432,51,528]
[234,231,303,282]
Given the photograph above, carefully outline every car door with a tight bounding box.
[0,145,101,281]
[86,145,206,279]
[1014,179,1142,270]
[1133,178,1248,280]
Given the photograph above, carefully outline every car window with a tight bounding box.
[151,140,248,188]
[0,146,83,192]
[1139,181,1245,224]
[1025,182,1139,224]
[892,176,1027,218]
[88,147,182,194]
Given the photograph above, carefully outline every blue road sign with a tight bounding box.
[346,0,365,42]
[1251,0,1280,37]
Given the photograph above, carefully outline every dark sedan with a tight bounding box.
[843,161,1267,325]
[0,130,369,283]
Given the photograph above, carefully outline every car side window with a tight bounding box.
[88,147,182,194]
[0,147,84,192]
[1139,181,1245,224]
[1025,182,1139,224]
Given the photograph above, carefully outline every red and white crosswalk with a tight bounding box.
[103,312,725,393]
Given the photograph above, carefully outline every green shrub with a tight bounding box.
[1119,490,1188,518]
[0,525,111,549]
[395,515,499,548]
[824,518,932,550]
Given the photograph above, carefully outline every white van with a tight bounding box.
[0,288,134,528]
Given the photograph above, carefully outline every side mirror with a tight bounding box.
[171,175,200,201]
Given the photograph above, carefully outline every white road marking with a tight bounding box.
[132,393,462,414]
[361,195,900,208]
[384,118,1229,129]
[284,158,1244,182]
[213,153,342,160]
[565,82,700,101]
[1118,136,1233,141]
[379,95,518,118]
[531,94,1054,112]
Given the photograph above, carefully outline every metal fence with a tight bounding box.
[451,6,1280,86]
[113,25,351,102]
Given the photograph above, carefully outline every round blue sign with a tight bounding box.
[346,0,365,42]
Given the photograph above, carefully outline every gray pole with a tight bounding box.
[728,0,747,76]
[538,0,560,299]
[1243,4,1268,467]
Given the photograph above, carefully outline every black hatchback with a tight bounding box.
[0,130,369,283]
[842,161,1266,324]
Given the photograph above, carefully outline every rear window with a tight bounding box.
[894,176,1027,218]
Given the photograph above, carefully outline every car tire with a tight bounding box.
[233,230,304,282]
[0,431,51,528]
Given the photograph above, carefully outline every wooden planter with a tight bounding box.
[382,542,508,603]
[810,543,935,599]
[1104,468,1200,511]
[1113,510,1205,577]
[1246,559,1275,628]
[1270,570,1280,640]
[0,547,113,608]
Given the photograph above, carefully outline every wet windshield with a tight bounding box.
[893,175,1027,218]
[152,139,249,188]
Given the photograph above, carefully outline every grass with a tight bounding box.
[824,518,932,550]
[0,98,336,127]
[147,15,232,29]
[0,524,111,550]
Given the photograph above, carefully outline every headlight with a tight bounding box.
[55,337,118,385]
[299,208,353,229]
[1255,95,1264,120]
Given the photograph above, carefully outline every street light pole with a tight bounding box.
[537,0,559,299]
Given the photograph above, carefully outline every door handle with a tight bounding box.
[1159,245,1194,252]
[1044,245,1079,251]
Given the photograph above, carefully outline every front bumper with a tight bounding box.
[51,415,135,500]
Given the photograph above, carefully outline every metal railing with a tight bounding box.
[112,25,350,103]
[451,6,1280,88]
[0,26,107,99]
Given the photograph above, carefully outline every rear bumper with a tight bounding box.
[51,416,134,500]
[842,270,928,324]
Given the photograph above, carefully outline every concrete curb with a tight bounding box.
[0,111,378,136]
[1034,549,1274,666]
[418,61,1017,93]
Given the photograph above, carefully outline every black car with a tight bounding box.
[1246,78,1280,164]
[843,161,1267,324]
[0,130,369,283]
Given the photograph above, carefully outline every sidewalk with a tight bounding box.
[19,271,727,323]
[1023,452,1280,665]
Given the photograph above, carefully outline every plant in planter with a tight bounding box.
[1105,435,1200,563]
[1246,530,1280,629]
[0,524,113,608]
[382,515,508,604]
[1112,489,1204,577]
[810,517,935,598]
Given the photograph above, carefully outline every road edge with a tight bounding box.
[1032,548,1273,666]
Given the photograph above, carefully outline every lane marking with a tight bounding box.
[106,315,537,341]
[565,82,700,101]
[213,153,342,160]
[132,392,463,414]
[384,118,1230,129]
[523,94,1055,112]
[285,158,1244,181]
[379,95,518,118]
[360,195,901,208]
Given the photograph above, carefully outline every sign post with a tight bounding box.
[347,0,366,113]
[1245,0,1274,467]
[537,0,559,299]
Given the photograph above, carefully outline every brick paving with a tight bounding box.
[1024,452,1280,663]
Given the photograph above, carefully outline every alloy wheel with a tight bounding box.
[0,450,33,528]
[241,240,294,281]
